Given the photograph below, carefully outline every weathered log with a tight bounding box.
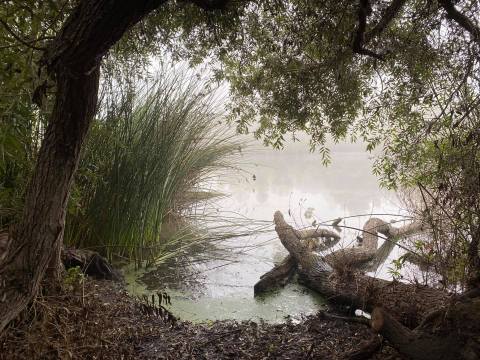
[356,217,426,271]
[254,226,340,296]
[371,300,480,360]
[272,211,480,359]
[361,218,425,251]
[254,255,297,296]
[371,307,458,360]
[273,211,448,326]
[298,228,340,252]
[62,248,122,281]
[254,212,426,298]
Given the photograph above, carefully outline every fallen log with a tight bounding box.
[274,211,448,327]
[255,214,427,296]
[271,211,480,359]
[254,227,340,295]
[370,297,480,360]
[254,255,297,296]
[62,248,122,281]
[272,211,447,326]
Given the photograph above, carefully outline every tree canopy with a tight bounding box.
[2,1,479,181]
[149,0,480,186]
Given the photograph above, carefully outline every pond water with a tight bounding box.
[125,137,404,323]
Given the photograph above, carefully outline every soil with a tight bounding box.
[0,278,405,359]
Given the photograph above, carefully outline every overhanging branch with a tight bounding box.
[0,18,45,51]
[365,0,408,42]
[353,0,408,60]
[353,0,384,60]
[438,0,480,44]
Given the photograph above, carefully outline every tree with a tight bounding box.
[0,0,198,334]
[1,0,479,336]
[152,1,479,152]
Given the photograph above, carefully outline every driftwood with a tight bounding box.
[254,213,426,296]
[272,211,446,325]
[261,211,480,359]
[254,255,297,296]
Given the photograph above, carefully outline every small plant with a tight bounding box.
[63,266,85,293]
[387,256,406,281]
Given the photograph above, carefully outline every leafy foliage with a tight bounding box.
[147,0,480,285]
[150,0,479,163]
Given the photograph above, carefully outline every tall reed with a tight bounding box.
[65,73,242,264]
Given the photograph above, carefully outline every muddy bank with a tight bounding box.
[0,278,404,359]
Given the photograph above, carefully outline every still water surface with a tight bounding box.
[125,138,402,323]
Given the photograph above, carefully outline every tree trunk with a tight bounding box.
[0,0,168,334]
[0,68,100,332]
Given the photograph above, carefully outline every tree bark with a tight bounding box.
[254,227,340,295]
[0,0,168,334]
[370,302,480,360]
[0,68,100,332]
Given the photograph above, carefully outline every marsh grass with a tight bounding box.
[65,73,244,265]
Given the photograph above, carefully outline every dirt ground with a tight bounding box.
[0,278,404,359]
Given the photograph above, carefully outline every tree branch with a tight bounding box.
[438,0,480,44]
[365,0,407,42]
[352,0,384,60]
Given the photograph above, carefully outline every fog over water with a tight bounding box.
[127,136,406,323]
[221,137,396,222]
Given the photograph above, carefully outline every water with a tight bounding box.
[125,137,402,323]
